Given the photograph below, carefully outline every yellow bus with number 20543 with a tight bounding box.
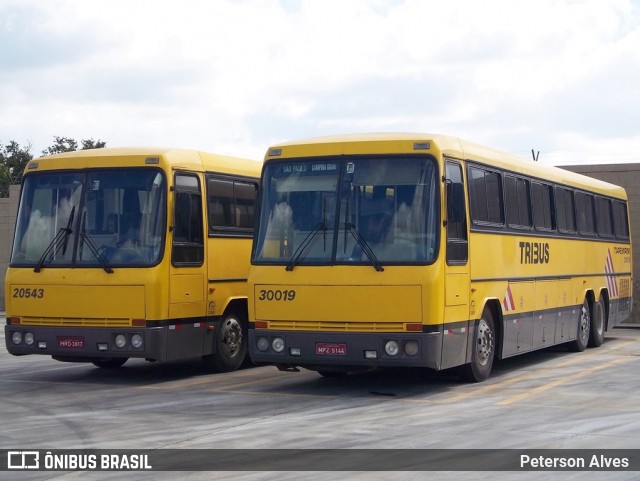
[5,147,260,371]
[248,133,632,381]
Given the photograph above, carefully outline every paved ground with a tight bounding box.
[1,313,639,480]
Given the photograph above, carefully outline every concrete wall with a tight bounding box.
[0,184,20,312]
[562,163,640,324]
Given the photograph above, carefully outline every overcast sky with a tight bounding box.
[1,0,639,165]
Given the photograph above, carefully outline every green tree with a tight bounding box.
[81,138,107,150]
[0,141,33,197]
[41,136,107,156]
[41,136,78,156]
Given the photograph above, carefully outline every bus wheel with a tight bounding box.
[204,311,247,372]
[569,298,590,352]
[461,309,495,382]
[588,295,606,348]
[92,358,128,369]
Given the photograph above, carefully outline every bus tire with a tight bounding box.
[92,358,128,369]
[569,298,590,352]
[203,311,247,373]
[588,294,606,348]
[461,309,495,382]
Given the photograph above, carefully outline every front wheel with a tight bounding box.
[461,309,495,382]
[203,311,247,372]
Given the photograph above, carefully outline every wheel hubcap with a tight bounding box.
[579,304,590,343]
[221,317,242,358]
[476,318,494,366]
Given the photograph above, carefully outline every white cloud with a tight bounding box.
[0,0,639,164]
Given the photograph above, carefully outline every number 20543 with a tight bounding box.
[13,288,45,299]
[258,289,296,301]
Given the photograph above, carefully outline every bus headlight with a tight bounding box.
[256,337,269,352]
[272,337,285,353]
[130,334,143,349]
[404,340,419,356]
[24,332,35,346]
[384,340,400,356]
[114,334,127,348]
[12,331,22,345]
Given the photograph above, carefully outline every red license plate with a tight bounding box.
[58,336,84,349]
[316,343,347,356]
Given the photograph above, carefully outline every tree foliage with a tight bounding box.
[0,141,33,197]
[41,136,107,156]
[1,136,107,197]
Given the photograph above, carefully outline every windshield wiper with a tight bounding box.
[79,211,113,274]
[345,222,384,272]
[285,222,325,271]
[79,233,114,274]
[34,206,76,273]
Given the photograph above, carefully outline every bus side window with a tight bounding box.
[446,161,468,264]
[576,192,596,236]
[172,174,204,265]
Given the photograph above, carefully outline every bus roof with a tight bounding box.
[266,133,627,199]
[25,147,261,179]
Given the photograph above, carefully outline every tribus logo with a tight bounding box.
[7,451,39,469]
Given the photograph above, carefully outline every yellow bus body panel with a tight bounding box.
[11,285,145,321]
[255,285,422,327]
[249,264,445,331]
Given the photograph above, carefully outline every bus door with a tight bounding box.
[442,160,470,369]
[168,172,207,359]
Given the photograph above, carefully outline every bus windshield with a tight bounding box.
[11,169,166,269]
[253,156,439,267]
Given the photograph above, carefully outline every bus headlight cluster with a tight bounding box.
[131,334,143,349]
[256,337,270,352]
[384,340,400,356]
[112,333,144,350]
[256,336,286,353]
[11,331,35,346]
[272,337,285,353]
[383,339,420,357]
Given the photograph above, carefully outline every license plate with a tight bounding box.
[316,343,347,356]
[58,336,84,349]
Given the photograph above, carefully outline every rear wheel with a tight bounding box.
[203,311,247,372]
[461,309,495,382]
[588,294,606,347]
[569,298,590,352]
[92,358,128,369]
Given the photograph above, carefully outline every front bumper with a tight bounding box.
[248,329,441,370]
[5,325,167,361]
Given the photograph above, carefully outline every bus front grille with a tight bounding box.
[17,318,134,328]
[266,320,407,332]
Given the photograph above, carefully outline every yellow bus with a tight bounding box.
[5,147,260,371]
[248,133,632,381]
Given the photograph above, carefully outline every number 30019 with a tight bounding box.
[258,289,296,301]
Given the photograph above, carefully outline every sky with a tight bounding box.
[1,0,639,165]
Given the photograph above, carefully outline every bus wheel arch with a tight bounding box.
[203,298,248,372]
